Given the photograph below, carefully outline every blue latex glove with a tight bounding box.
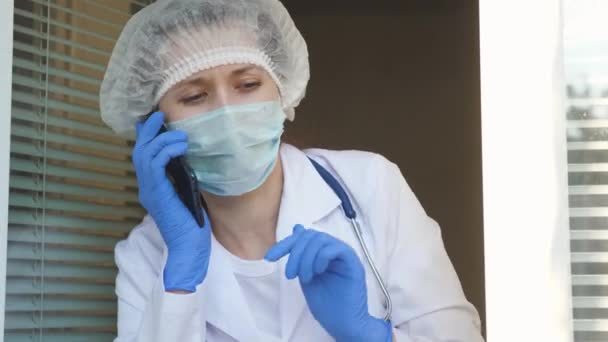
[265,225,392,342]
[133,111,212,292]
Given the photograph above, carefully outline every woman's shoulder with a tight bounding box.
[113,215,166,307]
[115,214,165,268]
[296,146,410,211]
[299,145,423,211]
[300,146,402,183]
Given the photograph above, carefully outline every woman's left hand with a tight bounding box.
[265,225,392,342]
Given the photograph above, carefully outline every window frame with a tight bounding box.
[0,1,14,340]
[480,0,574,341]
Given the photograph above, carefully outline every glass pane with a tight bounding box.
[565,1,608,340]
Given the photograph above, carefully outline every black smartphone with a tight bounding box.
[142,110,206,228]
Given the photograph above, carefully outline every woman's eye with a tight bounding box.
[181,93,206,104]
[240,81,261,90]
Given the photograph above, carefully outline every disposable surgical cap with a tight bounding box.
[99,0,310,137]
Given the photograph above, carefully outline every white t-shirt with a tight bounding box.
[216,241,282,339]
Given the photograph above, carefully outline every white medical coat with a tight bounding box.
[114,143,484,341]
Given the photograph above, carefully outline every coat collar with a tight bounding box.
[275,143,342,240]
[203,143,343,341]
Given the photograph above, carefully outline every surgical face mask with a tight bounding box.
[167,101,285,196]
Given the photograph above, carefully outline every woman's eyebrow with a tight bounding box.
[173,77,206,93]
[231,65,260,76]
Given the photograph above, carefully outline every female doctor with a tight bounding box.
[99,0,484,341]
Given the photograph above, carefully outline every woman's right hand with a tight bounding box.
[133,111,212,293]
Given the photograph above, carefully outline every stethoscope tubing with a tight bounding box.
[308,157,393,321]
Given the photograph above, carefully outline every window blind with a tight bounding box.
[6,0,151,341]
[565,1,608,340]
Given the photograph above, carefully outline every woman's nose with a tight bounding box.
[214,86,234,108]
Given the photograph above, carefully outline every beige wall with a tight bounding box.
[286,3,485,333]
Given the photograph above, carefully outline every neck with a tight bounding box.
[203,156,284,260]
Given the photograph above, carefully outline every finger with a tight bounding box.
[142,130,188,161]
[150,142,189,180]
[132,120,146,168]
[264,224,306,261]
[285,229,317,279]
[201,206,212,229]
[293,224,305,234]
[134,130,186,175]
[313,242,351,275]
[135,111,165,147]
[297,233,332,284]
[135,121,144,136]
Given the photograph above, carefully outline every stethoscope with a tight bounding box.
[308,157,393,321]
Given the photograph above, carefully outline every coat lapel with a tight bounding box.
[276,144,342,341]
[204,234,262,341]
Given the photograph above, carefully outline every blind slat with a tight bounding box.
[14,8,117,43]
[9,209,137,233]
[130,0,149,8]
[11,140,134,172]
[11,121,132,156]
[12,90,101,118]
[4,312,115,330]
[569,164,608,172]
[568,119,608,129]
[569,141,608,151]
[10,157,137,188]
[13,41,107,72]
[8,227,121,249]
[573,275,608,286]
[570,185,608,195]
[7,260,116,279]
[12,108,122,140]
[574,297,608,309]
[9,192,143,219]
[6,278,115,296]
[7,243,114,264]
[13,25,111,57]
[12,74,99,102]
[574,319,608,332]
[569,98,608,106]
[28,0,125,30]
[571,207,608,217]
[81,0,132,19]
[572,230,608,240]
[5,296,116,312]
[13,57,101,87]
[571,253,608,263]
[4,332,116,342]
[9,175,138,203]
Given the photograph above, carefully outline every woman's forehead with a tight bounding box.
[199,64,262,77]
[173,64,267,86]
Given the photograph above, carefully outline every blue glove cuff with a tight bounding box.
[163,252,208,293]
[369,317,393,342]
[382,319,393,342]
[340,317,392,342]
[163,268,198,293]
